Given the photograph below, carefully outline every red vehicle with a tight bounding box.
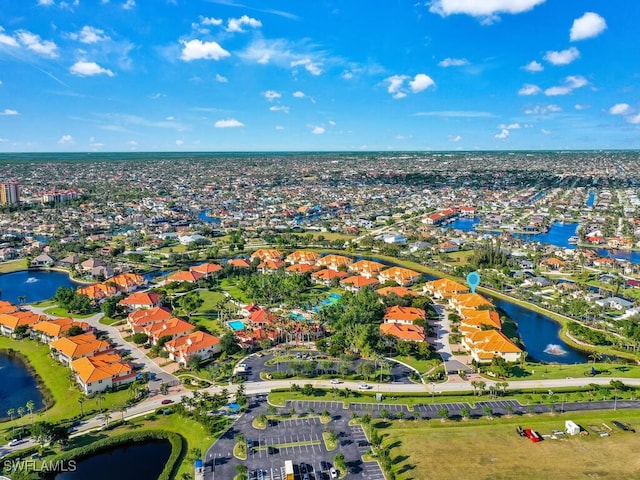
[525,429,541,443]
[161,399,174,405]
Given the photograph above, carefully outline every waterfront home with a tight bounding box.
[58,255,81,268]
[250,249,284,262]
[143,317,195,344]
[77,283,118,302]
[164,331,221,365]
[595,296,633,311]
[285,263,317,275]
[348,260,386,278]
[0,310,46,337]
[257,260,285,273]
[119,292,163,311]
[378,267,421,286]
[462,330,522,363]
[0,301,18,315]
[311,268,348,286]
[541,257,567,271]
[31,317,92,343]
[109,272,147,292]
[285,250,321,265]
[78,258,107,273]
[165,269,205,284]
[380,322,425,342]
[423,278,469,298]
[127,306,173,332]
[190,262,223,277]
[376,286,419,298]
[448,293,493,314]
[458,310,501,335]
[30,253,55,267]
[50,333,113,365]
[436,241,460,253]
[71,353,136,394]
[383,305,426,324]
[227,258,252,269]
[316,254,353,271]
[340,275,379,292]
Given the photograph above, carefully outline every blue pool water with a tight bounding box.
[312,293,342,312]
[228,320,246,331]
[289,312,307,322]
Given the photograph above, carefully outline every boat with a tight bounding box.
[568,236,579,244]
[525,428,541,443]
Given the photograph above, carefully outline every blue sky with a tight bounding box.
[0,0,639,152]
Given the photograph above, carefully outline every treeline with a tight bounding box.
[567,321,612,346]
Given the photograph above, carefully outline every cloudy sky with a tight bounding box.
[0,0,639,152]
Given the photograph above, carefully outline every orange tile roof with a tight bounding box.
[341,275,379,288]
[248,309,279,324]
[166,270,204,283]
[165,331,220,355]
[32,318,89,337]
[109,272,146,290]
[250,249,284,262]
[145,317,194,339]
[451,293,493,309]
[285,263,317,274]
[50,333,111,359]
[71,353,132,384]
[379,266,421,282]
[258,260,285,270]
[376,286,419,297]
[119,292,162,307]
[424,278,469,295]
[228,258,251,268]
[77,283,118,299]
[380,322,425,342]
[348,260,386,275]
[384,305,426,322]
[460,309,501,330]
[316,254,353,269]
[190,262,223,275]
[128,306,173,325]
[286,251,321,265]
[311,269,349,280]
[0,310,45,329]
[0,301,18,315]
[465,330,522,354]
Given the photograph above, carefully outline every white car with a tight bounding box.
[8,439,19,447]
[330,378,341,384]
[358,383,371,390]
[330,467,338,479]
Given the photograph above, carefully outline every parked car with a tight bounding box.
[358,383,371,390]
[161,399,174,405]
[330,378,341,384]
[330,467,338,478]
[8,439,19,447]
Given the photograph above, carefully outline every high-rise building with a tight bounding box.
[0,181,20,205]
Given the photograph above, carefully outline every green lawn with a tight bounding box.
[190,315,225,335]
[506,362,640,382]
[0,258,28,274]
[220,278,250,303]
[43,306,98,319]
[392,355,441,375]
[381,409,640,480]
[441,249,475,266]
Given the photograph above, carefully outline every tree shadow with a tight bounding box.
[373,420,392,429]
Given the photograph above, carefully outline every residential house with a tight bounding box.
[285,263,317,275]
[165,270,204,284]
[227,258,252,269]
[0,301,18,315]
[50,333,112,365]
[380,322,425,342]
[190,262,223,277]
[311,268,348,286]
[423,278,469,299]
[348,260,386,278]
[164,331,221,365]
[127,306,173,332]
[240,303,262,317]
[30,253,55,267]
[144,317,194,344]
[458,310,501,336]
[462,330,522,363]
[383,305,426,324]
[31,318,92,343]
[78,258,107,273]
[0,310,45,337]
[436,241,460,253]
[110,272,147,292]
[285,250,321,265]
[340,275,379,292]
[77,283,118,302]
[71,353,136,394]
[595,296,633,311]
[448,293,493,314]
[119,292,162,311]
[257,260,285,273]
[375,286,419,298]
[316,254,353,271]
[541,258,567,271]
[250,249,284,262]
[58,255,81,268]
[248,309,279,325]
[378,267,421,286]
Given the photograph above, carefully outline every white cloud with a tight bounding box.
[311,126,325,135]
[575,104,590,110]
[200,17,223,26]
[149,93,165,99]
[438,57,469,67]
[524,104,562,115]
[122,0,135,10]
[386,75,408,98]
[38,0,54,5]
[290,58,322,75]
[226,15,262,33]
[626,114,640,124]
[448,135,462,142]
[166,116,174,121]
[495,129,509,139]
[0,27,18,47]
[523,60,543,72]
[429,0,545,22]
[293,91,305,98]
[16,30,58,57]
[498,123,521,130]
[275,125,285,130]
[176,139,184,145]
[0,109,18,115]
[570,12,607,42]
[215,74,228,83]
[328,120,336,126]
[70,26,110,44]
[214,118,244,128]
[70,61,114,77]
[342,70,354,80]
[0,138,8,142]
[541,129,551,135]
[269,106,289,113]
[413,110,494,118]
[57,134,74,144]
[609,103,631,115]
[180,39,230,61]
[544,75,588,96]
[263,90,281,101]
[518,84,541,96]
[544,47,580,66]
[409,73,436,93]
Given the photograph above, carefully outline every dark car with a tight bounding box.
[267,446,278,454]
[161,399,174,405]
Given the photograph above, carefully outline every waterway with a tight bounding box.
[0,353,44,416]
[198,210,222,224]
[586,191,596,207]
[54,440,172,480]
[0,270,79,304]
[512,222,579,249]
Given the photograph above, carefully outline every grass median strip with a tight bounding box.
[255,440,322,450]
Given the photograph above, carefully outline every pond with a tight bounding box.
[0,270,80,304]
[54,440,172,480]
[198,210,222,224]
[0,352,44,417]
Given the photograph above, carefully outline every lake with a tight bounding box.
[0,270,79,304]
[55,440,172,480]
[0,352,44,416]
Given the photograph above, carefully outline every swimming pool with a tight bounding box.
[311,293,343,312]
[289,312,307,322]
[228,320,246,331]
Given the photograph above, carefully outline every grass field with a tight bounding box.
[220,278,250,303]
[43,306,98,319]
[507,362,640,382]
[380,409,640,480]
[392,355,441,375]
[0,259,28,274]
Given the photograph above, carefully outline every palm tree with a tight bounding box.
[103,411,112,428]
[96,392,106,413]
[78,396,85,417]
[119,404,127,421]
[7,408,15,437]
[17,407,25,435]
[26,400,35,426]
[589,351,602,365]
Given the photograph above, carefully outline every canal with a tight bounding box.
[0,270,80,304]
[0,352,44,417]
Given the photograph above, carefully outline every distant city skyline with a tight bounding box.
[0,0,639,152]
